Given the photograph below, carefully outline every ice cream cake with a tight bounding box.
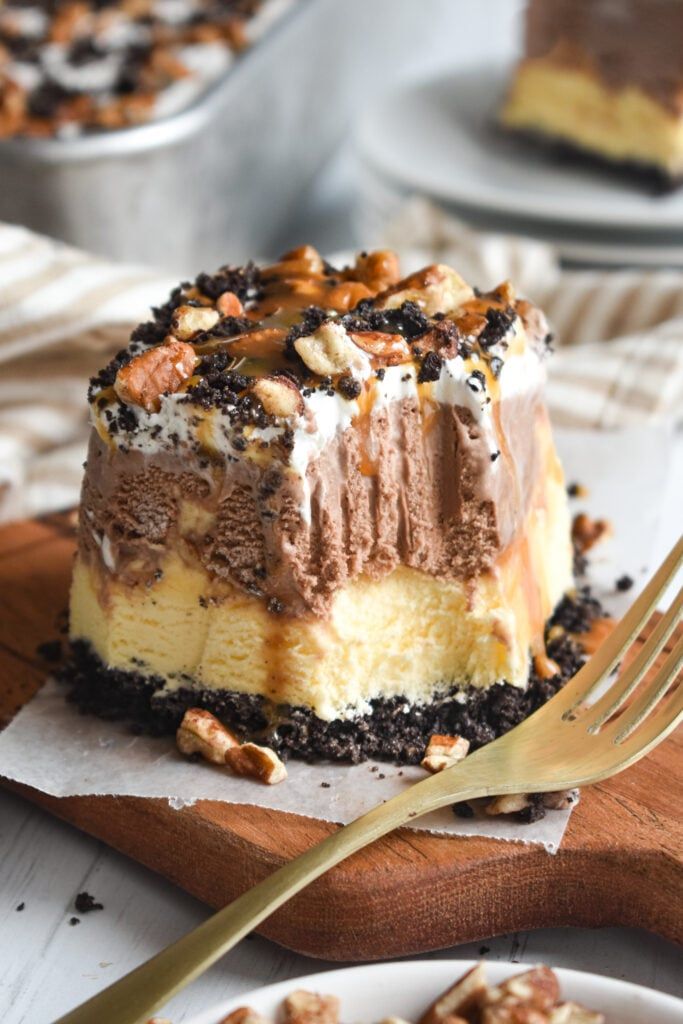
[66,245,579,763]
[0,0,274,137]
[501,0,683,187]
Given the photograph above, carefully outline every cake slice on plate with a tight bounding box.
[67,245,579,763]
[501,0,683,187]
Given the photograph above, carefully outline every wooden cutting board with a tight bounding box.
[0,511,681,960]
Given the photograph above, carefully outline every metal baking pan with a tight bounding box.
[0,0,478,272]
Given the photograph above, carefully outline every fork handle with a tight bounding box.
[56,766,481,1024]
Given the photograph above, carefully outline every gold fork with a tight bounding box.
[57,535,683,1024]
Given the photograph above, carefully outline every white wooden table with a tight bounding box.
[2,786,682,1024]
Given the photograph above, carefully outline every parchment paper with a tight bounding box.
[0,426,674,853]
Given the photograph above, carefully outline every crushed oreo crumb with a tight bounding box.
[16,902,25,912]
[479,307,515,349]
[36,639,62,663]
[452,801,475,819]
[75,892,104,914]
[69,917,80,927]
[466,370,486,393]
[418,351,442,383]
[342,300,430,341]
[338,375,362,400]
[516,793,546,824]
[616,574,634,592]
[566,482,587,498]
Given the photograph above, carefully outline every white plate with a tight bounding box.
[357,67,683,234]
[355,159,683,268]
[185,960,683,1024]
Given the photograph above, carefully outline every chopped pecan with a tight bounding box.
[484,793,531,816]
[225,743,287,785]
[295,322,362,376]
[421,734,470,774]
[418,965,488,1024]
[219,1008,271,1024]
[349,330,411,365]
[349,249,401,292]
[282,991,340,1024]
[176,708,240,765]
[571,513,613,555]
[171,304,220,340]
[217,291,244,317]
[251,376,304,419]
[114,337,197,412]
[377,264,473,316]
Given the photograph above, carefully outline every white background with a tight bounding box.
[2,1,683,1021]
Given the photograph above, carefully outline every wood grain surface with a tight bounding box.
[0,511,680,961]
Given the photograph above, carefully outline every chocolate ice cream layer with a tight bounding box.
[525,0,683,113]
[79,385,549,617]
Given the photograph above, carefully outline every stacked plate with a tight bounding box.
[354,66,683,267]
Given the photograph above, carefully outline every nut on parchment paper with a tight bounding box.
[176,708,240,764]
[421,734,470,774]
[225,742,287,785]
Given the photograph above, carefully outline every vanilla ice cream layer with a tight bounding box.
[502,60,683,177]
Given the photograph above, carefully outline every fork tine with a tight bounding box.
[581,675,683,785]
[611,669,683,757]
[585,587,682,732]
[603,633,683,743]
[555,534,683,717]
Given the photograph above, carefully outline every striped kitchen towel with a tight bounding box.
[0,215,682,522]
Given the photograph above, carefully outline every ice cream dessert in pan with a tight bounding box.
[501,0,683,188]
[0,0,278,137]
[66,245,594,763]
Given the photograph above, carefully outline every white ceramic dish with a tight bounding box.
[357,67,683,234]
[184,959,683,1024]
[354,160,683,268]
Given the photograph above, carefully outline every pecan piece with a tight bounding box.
[176,708,240,765]
[349,330,411,366]
[421,734,470,774]
[171,304,220,340]
[114,337,198,412]
[217,290,244,317]
[282,990,340,1024]
[571,513,613,555]
[251,376,304,419]
[225,743,287,785]
[419,965,488,1024]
